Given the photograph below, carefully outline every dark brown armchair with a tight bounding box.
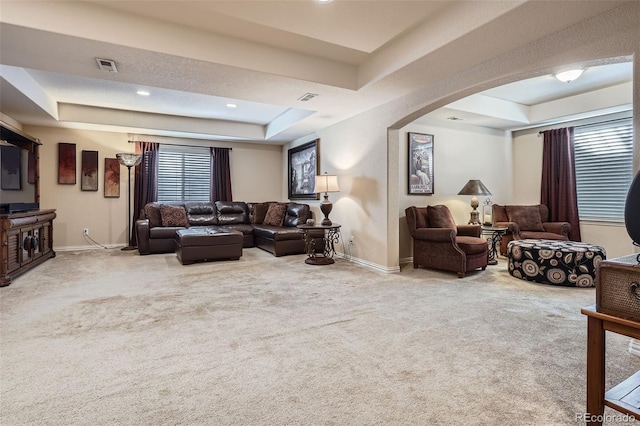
[492,204,571,255]
[405,205,488,278]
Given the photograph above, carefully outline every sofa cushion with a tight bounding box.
[185,201,218,226]
[253,224,304,241]
[160,204,189,227]
[215,201,250,225]
[283,202,310,227]
[144,203,163,228]
[263,203,287,226]
[456,236,489,255]
[427,205,457,231]
[505,205,545,231]
[249,202,270,224]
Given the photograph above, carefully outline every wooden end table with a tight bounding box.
[298,223,341,265]
[581,305,640,425]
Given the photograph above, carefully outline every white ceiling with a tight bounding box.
[0,1,633,144]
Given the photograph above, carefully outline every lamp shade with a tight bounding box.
[315,174,340,193]
[116,152,142,168]
[457,179,492,196]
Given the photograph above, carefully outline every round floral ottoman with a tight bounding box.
[507,239,606,287]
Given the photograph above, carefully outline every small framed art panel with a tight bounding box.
[58,142,76,184]
[288,139,319,200]
[81,150,98,191]
[408,132,434,195]
[104,158,120,198]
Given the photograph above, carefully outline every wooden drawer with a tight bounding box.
[596,254,640,321]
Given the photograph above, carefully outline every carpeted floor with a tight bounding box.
[1,248,638,425]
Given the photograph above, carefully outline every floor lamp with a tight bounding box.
[116,152,142,251]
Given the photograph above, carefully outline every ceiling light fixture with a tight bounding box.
[136,90,150,96]
[315,0,332,3]
[555,69,584,83]
[226,103,237,108]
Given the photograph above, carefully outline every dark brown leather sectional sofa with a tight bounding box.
[136,201,315,257]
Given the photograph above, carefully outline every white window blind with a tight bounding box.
[157,145,211,202]
[574,117,633,221]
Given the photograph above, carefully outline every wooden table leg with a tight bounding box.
[586,315,605,425]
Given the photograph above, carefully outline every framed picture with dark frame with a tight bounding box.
[408,132,434,195]
[288,139,319,200]
[1,145,22,190]
[58,142,76,184]
[81,150,99,191]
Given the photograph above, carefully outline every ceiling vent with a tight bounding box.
[297,93,318,102]
[96,58,118,73]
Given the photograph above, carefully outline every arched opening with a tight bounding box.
[390,56,635,269]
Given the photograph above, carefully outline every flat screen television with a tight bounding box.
[0,123,40,212]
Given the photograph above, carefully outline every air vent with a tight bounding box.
[297,93,318,102]
[96,58,118,73]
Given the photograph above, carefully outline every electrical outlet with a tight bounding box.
[83,228,89,236]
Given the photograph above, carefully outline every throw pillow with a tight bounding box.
[505,205,545,231]
[160,204,189,227]
[427,205,457,229]
[144,203,163,228]
[263,203,287,226]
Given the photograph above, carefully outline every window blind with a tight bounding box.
[157,145,211,202]
[574,117,633,221]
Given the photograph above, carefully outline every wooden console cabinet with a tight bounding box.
[1,209,56,286]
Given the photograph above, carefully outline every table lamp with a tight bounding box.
[315,173,340,226]
[457,179,492,225]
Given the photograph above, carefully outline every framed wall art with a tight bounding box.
[0,145,22,190]
[408,132,434,195]
[288,139,319,200]
[81,150,99,191]
[104,157,120,198]
[58,142,76,184]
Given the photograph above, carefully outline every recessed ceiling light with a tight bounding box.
[447,116,464,121]
[315,0,332,3]
[136,90,150,96]
[226,103,237,108]
[555,69,584,83]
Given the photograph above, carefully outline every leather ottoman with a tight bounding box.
[176,228,243,265]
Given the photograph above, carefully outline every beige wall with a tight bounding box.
[22,126,282,249]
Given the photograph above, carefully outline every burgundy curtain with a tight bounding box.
[132,142,159,246]
[210,147,233,201]
[540,127,581,241]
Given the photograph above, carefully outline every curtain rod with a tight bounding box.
[127,140,231,150]
[537,116,630,135]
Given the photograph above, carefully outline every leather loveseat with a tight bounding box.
[136,200,315,257]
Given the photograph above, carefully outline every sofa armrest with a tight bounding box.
[495,221,521,238]
[543,221,571,237]
[136,219,151,255]
[414,228,456,242]
[457,224,481,238]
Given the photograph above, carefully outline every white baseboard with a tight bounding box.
[55,244,122,252]
[336,252,400,273]
[629,339,640,357]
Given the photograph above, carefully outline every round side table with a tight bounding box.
[298,223,341,265]
[481,226,507,265]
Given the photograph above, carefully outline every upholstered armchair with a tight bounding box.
[492,204,571,255]
[405,205,488,278]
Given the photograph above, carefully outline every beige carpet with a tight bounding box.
[1,248,639,425]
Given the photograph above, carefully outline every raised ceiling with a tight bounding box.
[0,1,633,144]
